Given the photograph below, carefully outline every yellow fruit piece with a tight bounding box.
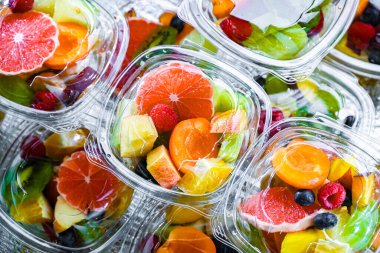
[314,239,351,253]
[325,207,350,240]
[336,35,361,58]
[105,185,134,219]
[54,196,86,233]
[329,159,354,182]
[352,173,375,207]
[45,128,89,160]
[281,229,325,253]
[166,206,204,225]
[177,159,232,195]
[120,115,158,158]
[11,195,53,224]
[297,79,319,103]
[212,0,235,18]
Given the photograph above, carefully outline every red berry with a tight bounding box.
[220,16,253,44]
[20,134,46,160]
[347,21,376,51]
[258,107,284,137]
[317,182,346,210]
[149,104,179,133]
[31,91,59,111]
[8,0,34,13]
[308,11,324,36]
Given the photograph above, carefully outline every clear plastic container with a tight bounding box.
[0,123,144,252]
[257,62,375,134]
[177,0,358,81]
[118,201,241,252]
[212,117,380,253]
[86,45,272,211]
[0,0,128,132]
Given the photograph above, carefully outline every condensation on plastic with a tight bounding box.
[0,0,128,133]
[84,46,272,213]
[211,117,380,253]
[0,123,148,252]
[177,0,359,82]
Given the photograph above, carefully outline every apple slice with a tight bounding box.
[147,145,181,189]
[54,196,86,233]
[352,173,375,207]
[10,195,53,224]
[210,109,248,133]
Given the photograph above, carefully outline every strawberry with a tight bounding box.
[31,91,59,111]
[149,104,179,133]
[347,21,376,52]
[8,0,34,13]
[220,16,253,44]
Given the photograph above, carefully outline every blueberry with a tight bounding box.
[170,15,185,34]
[314,212,338,229]
[294,190,315,206]
[360,5,380,26]
[344,115,356,127]
[212,238,239,253]
[135,159,159,184]
[342,190,352,207]
[368,48,380,64]
[58,227,79,247]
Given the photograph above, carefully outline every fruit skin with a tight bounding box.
[149,104,179,133]
[272,144,330,189]
[31,91,59,111]
[157,226,216,253]
[169,118,219,173]
[212,83,235,112]
[220,16,253,44]
[352,173,375,207]
[165,206,203,225]
[210,109,248,133]
[240,187,321,233]
[10,195,53,224]
[9,0,34,13]
[313,212,338,230]
[341,200,379,251]
[0,76,34,106]
[294,190,315,206]
[146,145,181,189]
[54,196,86,233]
[120,115,158,158]
[20,135,46,160]
[281,229,324,253]
[217,133,245,163]
[317,182,346,210]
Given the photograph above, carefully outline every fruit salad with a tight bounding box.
[220,119,379,253]
[336,0,380,65]
[0,0,124,113]
[0,127,135,249]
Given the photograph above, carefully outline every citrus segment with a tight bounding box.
[136,62,214,120]
[240,187,321,233]
[169,118,219,173]
[157,226,216,253]
[0,11,59,75]
[57,151,121,213]
[273,144,330,189]
[44,22,90,70]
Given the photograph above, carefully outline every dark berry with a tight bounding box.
[62,67,98,106]
[368,48,380,64]
[42,222,59,243]
[360,4,380,26]
[347,21,376,51]
[314,212,338,229]
[220,16,253,44]
[343,115,356,127]
[170,15,185,34]
[254,76,266,87]
[258,107,285,138]
[212,238,238,253]
[8,0,34,13]
[136,159,158,184]
[294,190,315,206]
[139,234,161,253]
[20,135,46,160]
[58,227,79,247]
[317,182,346,210]
[31,91,59,111]
[342,190,352,207]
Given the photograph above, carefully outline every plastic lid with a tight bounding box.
[0,0,128,132]
[213,118,380,253]
[178,0,358,81]
[0,124,140,252]
[87,46,271,210]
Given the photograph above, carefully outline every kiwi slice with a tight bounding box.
[0,76,34,106]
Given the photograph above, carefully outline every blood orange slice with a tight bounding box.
[136,62,214,120]
[0,11,59,75]
[239,187,321,233]
[57,151,121,213]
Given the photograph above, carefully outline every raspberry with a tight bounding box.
[220,16,253,44]
[317,182,346,210]
[8,0,34,13]
[20,135,46,160]
[149,104,179,133]
[258,107,284,137]
[31,91,59,111]
[347,21,376,51]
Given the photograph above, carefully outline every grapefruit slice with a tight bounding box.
[0,11,59,75]
[239,187,321,233]
[57,151,121,213]
[136,62,214,120]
